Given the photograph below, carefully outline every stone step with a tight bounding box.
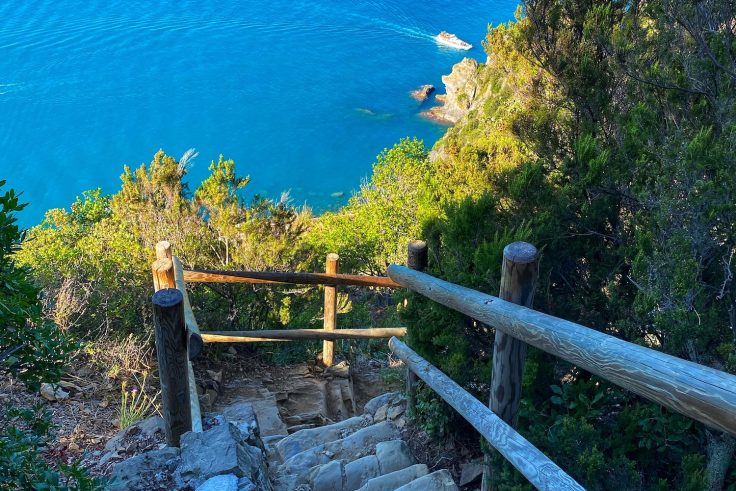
[273,421,401,490]
[308,439,415,491]
[274,414,372,462]
[221,399,288,437]
[263,390,459,491]
[395,470,459,491]
[356,464,429,491]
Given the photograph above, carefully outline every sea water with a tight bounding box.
[0,0,517,225]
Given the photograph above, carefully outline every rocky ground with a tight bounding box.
[106,390,464,491]
[1,346,484,489]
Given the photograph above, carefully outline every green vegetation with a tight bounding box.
[399,1,736,488]
[0,181,99,490]
[7,0,736,489]
[118,372,158,430]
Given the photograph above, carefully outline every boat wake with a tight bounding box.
[370,18,434,42]
[0,82,22,95]
[338,5,434,43]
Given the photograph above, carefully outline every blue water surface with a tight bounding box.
[0,0,518,225]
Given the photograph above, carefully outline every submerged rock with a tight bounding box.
[354,107,393,120]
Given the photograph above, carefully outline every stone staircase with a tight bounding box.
[264,392,459,491]
[104,367,460,490]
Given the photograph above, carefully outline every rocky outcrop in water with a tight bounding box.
[409,84,435,103]
[422,58,482,124]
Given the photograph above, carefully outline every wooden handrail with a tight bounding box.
[387,264,736,436]
[200,327,407,343]
[151,242,202,435]
[183,269,401,288]
[389,337,584,491]
[152,289,192,446]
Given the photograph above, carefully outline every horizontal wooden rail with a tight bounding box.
[201,327,407,343]
[389,337,583,490]
[183,269,401,288]
[387,265,736,436]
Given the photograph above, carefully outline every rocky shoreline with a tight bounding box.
[418,58,482,124]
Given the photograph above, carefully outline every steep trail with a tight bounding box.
[208,360,461,490]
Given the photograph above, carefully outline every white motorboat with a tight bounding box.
[435,31,472,50]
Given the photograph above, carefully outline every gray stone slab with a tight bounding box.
[275,421,400,490]
[344,455,380,490]
[180,423,270,490]
[394,469,459,491]
[356,464,429,491]
[276,415,370,461]
[310,459,345,491]
[107,447,180,491]
[196,474,238,491]
[363,392,401,416]
[375,440,414,475]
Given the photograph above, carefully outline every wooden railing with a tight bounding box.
[149,240,413,445]
[149,239,736,491]
[388,242,736,491]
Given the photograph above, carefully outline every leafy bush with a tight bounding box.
[0,181,75,389]
[0,405,100,491]
[0,181,98,489]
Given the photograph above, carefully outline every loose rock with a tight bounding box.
[40,382,69,401]
[107,446,181,491]
[196,474,238,491]
[459,461,484,486]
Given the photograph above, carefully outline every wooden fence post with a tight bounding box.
[152,240,176,292]
[482,241,539,491]
[406,240,428,412]
[322,253,339,367]
[152,288,192,446]
[152,258,176,291]
[156,240,172,260]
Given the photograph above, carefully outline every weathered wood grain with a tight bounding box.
[171,255,203,432]
[323,253,339,367]
[182,269,401,288]
[387,264,736,435]
[152,288,192,446]
[389,337,584,491]
[491,242,538,426]
[200,327,407,343]
[407,240,428,272]
[155,240,172,260]
[483,242,539,491]
[152,258,176,291]
[405,239,428,412]
[188,332,204,360]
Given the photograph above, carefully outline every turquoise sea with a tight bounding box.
[0,1,517,225]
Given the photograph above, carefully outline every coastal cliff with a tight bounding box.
[423,58,486,124]
[427,37,546,196]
